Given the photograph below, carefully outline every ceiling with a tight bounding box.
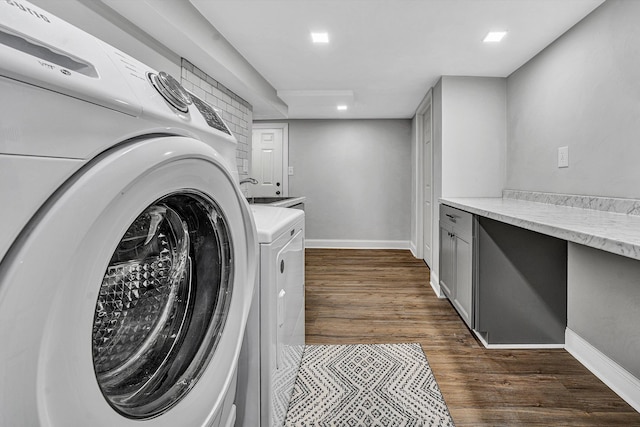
[190,0,604,120]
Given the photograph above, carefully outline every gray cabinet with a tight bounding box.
[439,204,474,329]
[438,224,454,297]
[439,204,568,346]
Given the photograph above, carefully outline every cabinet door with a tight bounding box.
[439,224,454,298]
[453,234,473,328]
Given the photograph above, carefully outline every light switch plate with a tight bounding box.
[558,146,569,168]
[288,166,294,175]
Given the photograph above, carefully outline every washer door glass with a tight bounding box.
[92,191,233,419]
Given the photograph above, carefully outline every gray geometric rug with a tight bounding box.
[284,343,455,426]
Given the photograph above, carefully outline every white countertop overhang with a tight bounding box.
[265,196,305,208]
[250,205,304,243]
[440,196,640,261]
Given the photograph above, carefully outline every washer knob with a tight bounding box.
[149,71,192,113]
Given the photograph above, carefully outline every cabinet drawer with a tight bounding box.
[440,204,473,241]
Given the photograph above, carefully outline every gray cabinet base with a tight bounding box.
[475,217,567,345]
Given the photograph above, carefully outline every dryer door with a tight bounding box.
[0,137,257,427]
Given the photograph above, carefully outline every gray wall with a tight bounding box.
[507,0,640,198]
[568,243,640,378]
[506,0,640,377]
[285,120,412,243]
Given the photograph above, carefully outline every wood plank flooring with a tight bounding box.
[304,248,640,426]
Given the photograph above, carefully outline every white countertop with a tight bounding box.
[250,205,304,243]
[440,197,640,261]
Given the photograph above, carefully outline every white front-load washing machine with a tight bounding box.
[0,2,257,426]
[236,205,305,427]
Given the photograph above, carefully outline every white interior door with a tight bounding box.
[252,127,284,197]
[422,104,433,267]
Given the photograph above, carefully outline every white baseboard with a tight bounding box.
[429,271,446,298]
[472,329,565,349]
[305,239,410,250]
[410,241,418,258]
[565,328,640,413]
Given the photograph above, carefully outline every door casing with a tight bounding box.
[413,90,433,270]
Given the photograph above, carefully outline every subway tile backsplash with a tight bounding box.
[180,59,252,179]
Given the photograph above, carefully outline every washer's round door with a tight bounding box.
[0,136,257,427]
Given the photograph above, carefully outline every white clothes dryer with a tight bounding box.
[236,205,305,427]
[0,2,257,427]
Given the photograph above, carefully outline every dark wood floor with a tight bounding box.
[305,248,640,426]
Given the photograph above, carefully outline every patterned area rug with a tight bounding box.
[284,343,455,426]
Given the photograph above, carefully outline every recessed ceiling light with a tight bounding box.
[483,31,507,43]
[337,105,348,111]
[311,32,329,43]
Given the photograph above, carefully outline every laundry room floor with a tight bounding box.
[304,249,640,426]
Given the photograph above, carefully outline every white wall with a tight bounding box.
[283,120,412,246]
[507,0,640,198]
[441,76,506,198]
[506,0,640,382]
[430,76,506,293]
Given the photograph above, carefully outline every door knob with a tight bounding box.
[276,182,281,187]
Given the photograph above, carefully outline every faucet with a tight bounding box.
[239,177,258,185]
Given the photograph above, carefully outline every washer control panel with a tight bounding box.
[189,93,232,135]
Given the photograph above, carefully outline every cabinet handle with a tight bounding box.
[445,213,458,223]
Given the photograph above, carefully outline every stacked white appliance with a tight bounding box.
[0,2,257,426]
[236,205,306,426]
